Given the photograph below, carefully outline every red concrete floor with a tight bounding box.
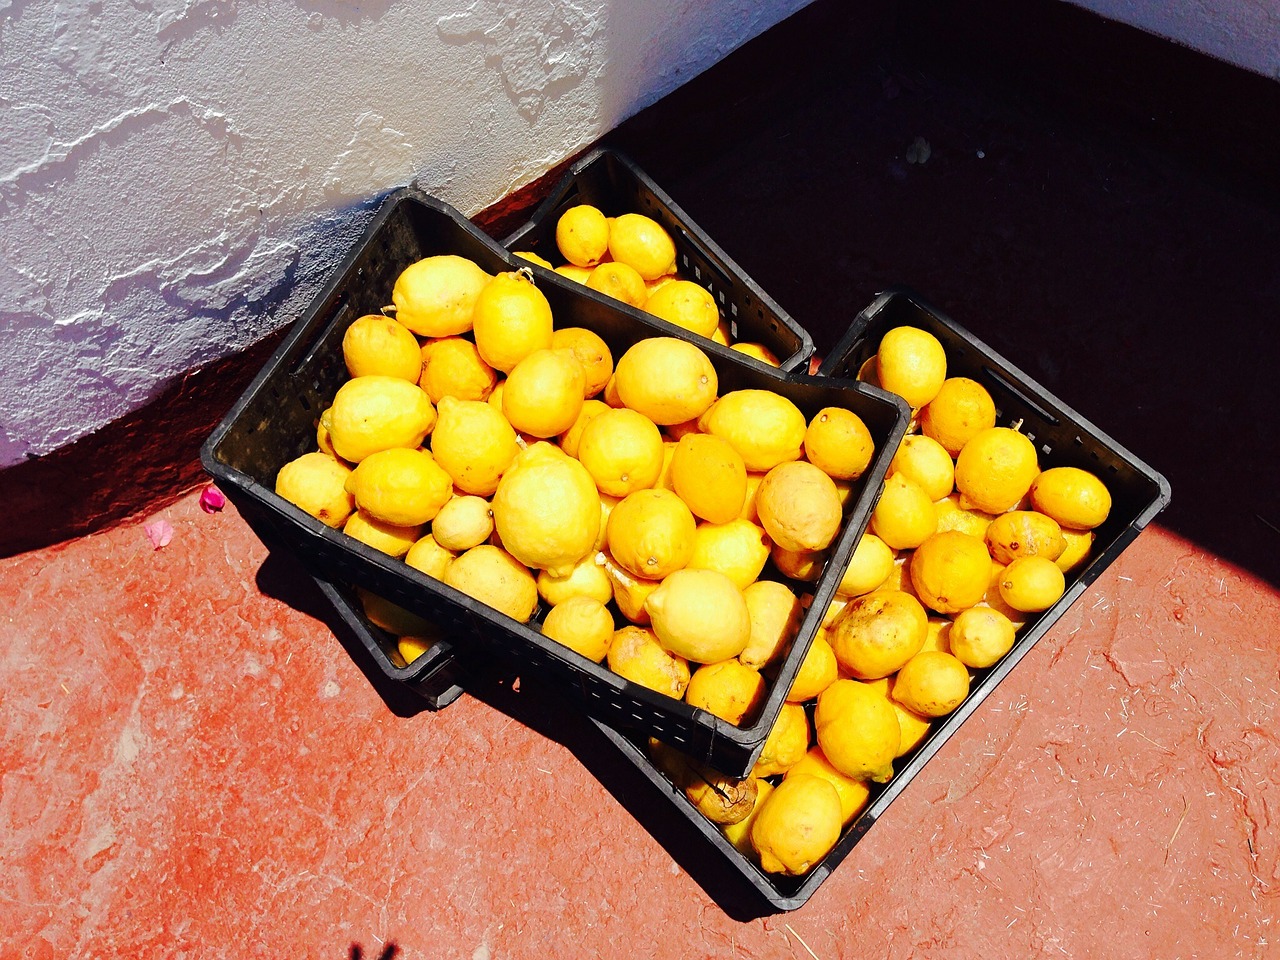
[5,1,1280,956]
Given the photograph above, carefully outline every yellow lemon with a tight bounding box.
[512,250,553,269]
[586,261,647,307]
[698,389,807,472]
[755,460,844,552]
[614,337,718,425]
[876,325,947,408]
[890,434,955,502]
[787,631,839,702]
[712,318,732,346]
[822,596,848,629]
[444,544,538,622]
[645,567,751,663]
[576,407,665,498]
[404,533,456,579]
[537,553,613,607]
[357,587,432,636]
[893,651,971,717]
[954,427,1040,514]
[397,632,445,666]
[721,779,776,858]
[921,617,952,654]
[345,446,454,526]
[1029,466,1112,530]
[343,509,423,558]
[558,398,612,459]
[390,254,491,337]
[908,531,991,615]
[784,746,872,826]
[836,533,895,597]
[275,451,355,527]
[608,212,677,280]
[870,473,938,550]
[933,492,996,539]
[731,342,782,367]
[595,492,620,552]
[1055,528,1095,574]
[643,280,720,338]
[685,659,767,726]
[471,270,555,372]
[999,556,1066,612]
[669,433,748,524]
[606,624,690,698]
[804,406,876,480]
[770,543,827,582]
[555,263,592,284]
[491,442,600,577]
[430,397,520,496]
[985,510,1067,564]
[949,605,1017,668]
[827,589,928,679]
[739,472,766,522]
[739,579,805,669]
[751,702,812,778]
[750,774,843,876]
[541,595,615,662]
[418,336,499,404]
[551,326,614,398]
[500,348,585,439]
[342,314,422,382]
[665,417,701,441]
[601,552,662,624]
[864,676,933,757]
[687,518,771,591]
[814,678,900,781]
[654,439,678,492]
[324,376,437,463]
[919,376,997,456]
[555,204,610,267]
[981,560,1029,630]
[606,488,697,580]
[430,495,494,551]
[316,408,339,459]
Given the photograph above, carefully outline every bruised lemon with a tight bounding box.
[419,336,499,404]
[804,406,876,480]
[430,397,520,496]
[491,442,600,578]
[345,447,453,527]
[607,488,696,581]
[643,280,720,338]
[541,595,615,662]
[876,325,947,408]
[670,433,747,524]
[324,376,436,463]
[698,389,806,472]
[686,769,759,826]
[614,337,718,425]
[275,452,355,527]
[739,579,805,669]
[391,254,491,337]
[827,589,928,679]
[577,408,665,498]
[606,624,690,698]
[608,213,677,280]
[444,544,538,622]
[1029,466,1112,530]
[685,659,767,726]
[645,568,751,663]
[755,460,844,552]
[908,531,991,615]
[687,518,770,590]
[342,314,422,382]
[919,376,997,456]
[556,204,610,267]
[814,678,900,782]
[471,270,555,372]
[954,427,1040,514]
[551,326,614,398]
[986,510,1067,564]
[893,651,971,717]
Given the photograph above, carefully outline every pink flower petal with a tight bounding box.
[144,519,174,550]
[199,484,226,513]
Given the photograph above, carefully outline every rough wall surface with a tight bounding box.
[0,0,811,468]
[1063,0,1280,78]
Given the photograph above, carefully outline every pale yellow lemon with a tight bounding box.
[430,495,494,551]
[471,270,555,372]
[343,509,423,558]
[404,533,456,580]
[390,254,491,337]
[324,376,436,463]
[836,533,895,597]
[998,556,1066,612]
[608,213,677,280]
[501,348,585,439]
[645,567,751,663]
[870,473,938,550]
[444,544,538,622]
[889,434,955,502]
[786,632,839,702]
[275,451,355,527]
[755,460,843,552]
[948,605,1017,668]
[876,325,947,408]
[536,553,613,607]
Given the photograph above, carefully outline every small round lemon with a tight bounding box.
[1029,466,1112,530]
[608,213,677,280]
[444,544,538,622]
[909,530,992,615]
[430,495,494,551]
[876,325,947,408]
[893,650,971,717]
[890,434,955,502]
[998,556,1066,612]
[949,605,1017,668]
[556,204,610,267]
[342,314,422,382]
[645,567,751,663]
[836,533,895,597]
[541,595,615,662]
[576,407,665,498]
[501,348,586,439]
[390,254,491,337]
[919,376,997,456]
[870,473,938,550]
[536,553,613,607]
[804,406,876,480]
[430,397,520,497]
[643,280,720,338]
[606,488,697,581]
[954,427,1040,514]
[404,533,456,580]
[275,451,354,527]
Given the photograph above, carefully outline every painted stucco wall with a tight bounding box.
[0,0,813,468]
[1062,0,1280,78]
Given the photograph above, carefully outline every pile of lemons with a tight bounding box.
[512,204,782,367]
[273,248,880,744]
[646,323,1114,878]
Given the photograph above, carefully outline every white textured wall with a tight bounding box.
[1063,0,1280,78]
[0,0,812,468]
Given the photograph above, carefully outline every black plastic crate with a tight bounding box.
[587,287,1171,911]
[503,147,815,375]
[200,187,909,778]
